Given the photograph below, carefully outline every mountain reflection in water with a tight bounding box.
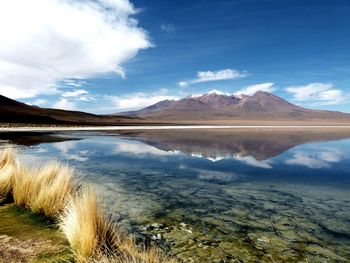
[2,129,350,262]
[113,128,350,161]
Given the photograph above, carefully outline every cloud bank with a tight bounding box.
[179,69,248,87]
[0,0,151,99]
[109,90,179,111]
[53,98,77,111]
[286,148,343,169]
[285,83,345,105]
[62,89,88,98]
[234,82,275,96]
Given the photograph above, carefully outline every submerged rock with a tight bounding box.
[136,184,350,262]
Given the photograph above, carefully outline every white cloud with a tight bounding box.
[206,89,229,96]
[52,98,76,111]
[160,24,175,33]
[189,89,230,98]
[178,82,189,87]
[109,91,179,111]
[190,153,225,162]
[78,94,96,102]
[62,79,86,88]
[179,69,248,87]
[0,0,150,99]
[318,150,342,162]
[53,141,89,162]
[189,152,272,168]
[233,154,272,168]
[286,148,343,169]
[62,89,88,97]
[32,99,48,106]
[286,152,330,169]
[234,83,275,96]
[285,83,345,105]
[113,141,180,156]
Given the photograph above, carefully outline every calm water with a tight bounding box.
[1,129,350,262]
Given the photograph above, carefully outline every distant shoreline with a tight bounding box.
[2,125,350,132]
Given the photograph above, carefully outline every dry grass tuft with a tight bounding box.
[60,188,178,263]
[0,146,16,170]
[30,162,77,217]
[12,161,78,218]
[0,146,178,263]
[0,147,16,203]
[12,165,33,207]
[59,188,99,261]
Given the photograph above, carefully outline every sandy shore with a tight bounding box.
[1,125,350,132]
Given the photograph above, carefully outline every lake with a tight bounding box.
[1,129,350,262]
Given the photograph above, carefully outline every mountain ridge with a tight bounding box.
[0,95,137,125]
[119,91,350,121]
[1,92,350,125]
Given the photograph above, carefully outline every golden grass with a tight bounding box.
[60,188,177,263]
[0,146,16,169]
[12,161,78,218]
[0,146,178,263]
[12,165,33,207]
[59,188,99,261]
[0,147,16,203]
[30,162,77,217]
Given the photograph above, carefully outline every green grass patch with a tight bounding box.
[0,204,75,263]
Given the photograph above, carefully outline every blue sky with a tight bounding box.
[0,0,350,113]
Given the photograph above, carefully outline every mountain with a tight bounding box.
[0,95,137,125]
[120,91,350,121]
[117,129,350,161]
[2,91,350,126]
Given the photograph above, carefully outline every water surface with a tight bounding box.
[1,129,350,262]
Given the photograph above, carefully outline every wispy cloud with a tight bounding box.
[62,89,88,98]
[62,79,87,88]
[234,82,275,96]
[285,83,346,105]
[160,23,176,33]
[0,0,151,99]
[53,141,89,162]
[178,69,248,87]
[52,98,76,111]
[233,154,272,168]
[109,90,179,111]
[61,89,95,102]
[28,99,48,107]
[189,152,272,168]
[189,89,230,98]
[286,148,343,169]
[286,152,330,169]
[113,141,179,156]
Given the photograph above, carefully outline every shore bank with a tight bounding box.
[0,147,178,263]
[0,204,73,262]
[1,125,350,132]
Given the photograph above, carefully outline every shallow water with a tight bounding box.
[2,129,350,262]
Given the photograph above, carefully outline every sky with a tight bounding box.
[0,0,350,113]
